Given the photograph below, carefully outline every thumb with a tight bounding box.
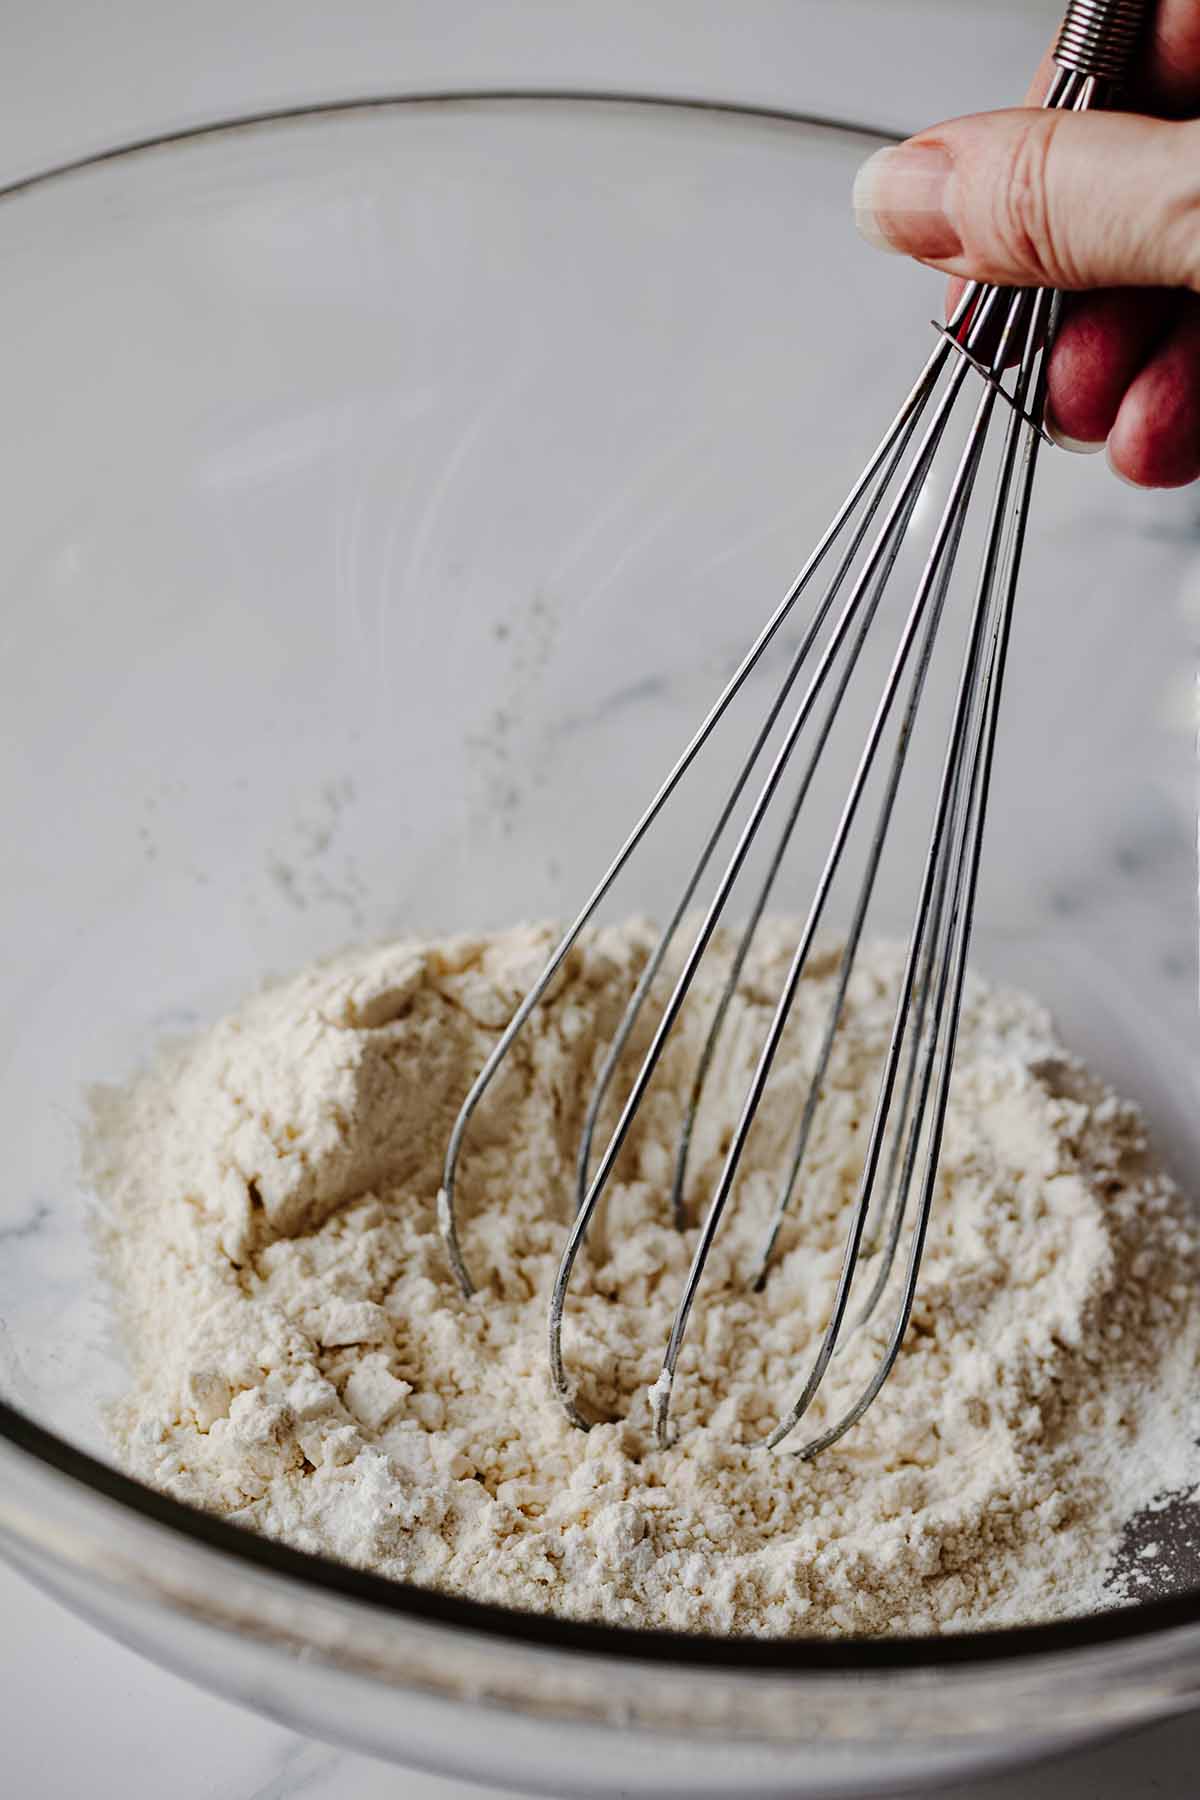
[853,108,1200,294]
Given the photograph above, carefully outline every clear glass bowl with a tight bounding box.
[0,95,1197,1798]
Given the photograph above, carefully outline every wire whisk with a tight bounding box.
[438,0,1151,1459]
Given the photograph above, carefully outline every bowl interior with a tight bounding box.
[0,97,1196,1621]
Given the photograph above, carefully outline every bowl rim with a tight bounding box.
[3,86,1197,1675]
[0,85,903,204]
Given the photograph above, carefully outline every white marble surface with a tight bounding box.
[1,3,1198,1797]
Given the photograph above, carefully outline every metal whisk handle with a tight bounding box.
[1054,0,1150,84]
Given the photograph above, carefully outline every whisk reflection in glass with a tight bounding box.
[438,0,1151,1459]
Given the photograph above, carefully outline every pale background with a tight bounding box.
[0,0,1060,186]
[1,2,1196,1796]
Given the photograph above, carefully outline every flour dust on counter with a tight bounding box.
[86,919,1200,1638]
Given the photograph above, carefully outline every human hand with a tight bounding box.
[851,2,1200,487]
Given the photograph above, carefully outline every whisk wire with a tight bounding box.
[747,420,977,1295]
[573,374,940,1222]
[645,292,1031,1448]
[843,286,1056,1308]
[440,313,973,1297]
[553,301,1003,1430]
[668,423,937,1240]
[443,19,1142,1457]
[771,287,1058,1455]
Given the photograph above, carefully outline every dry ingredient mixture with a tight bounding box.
[88,921,1200,1637]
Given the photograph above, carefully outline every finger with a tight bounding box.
[938,45,1091,321]
[854,109,1200,292]
[1108,296,1200,486]
[943,10,1200,306]
[1045,288,1180,448]
[943,11,1200,325]
[1141,0,1200,114]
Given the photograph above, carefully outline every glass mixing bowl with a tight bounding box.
[0,95,1197,1798]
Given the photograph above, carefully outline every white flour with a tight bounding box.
[88,921,1200,1637]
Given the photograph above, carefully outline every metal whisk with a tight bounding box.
[439,0,1151,1459]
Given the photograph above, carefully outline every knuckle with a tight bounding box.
[990,117,1070,285]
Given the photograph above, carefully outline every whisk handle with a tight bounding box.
[1053,0,1151,85]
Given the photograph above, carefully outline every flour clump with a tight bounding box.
[88,920,1200,1636]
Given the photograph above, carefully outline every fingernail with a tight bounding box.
[853,143,961,260]
[1047,421,1105,456]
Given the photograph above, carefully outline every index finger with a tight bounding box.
[943,3,1200,322]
